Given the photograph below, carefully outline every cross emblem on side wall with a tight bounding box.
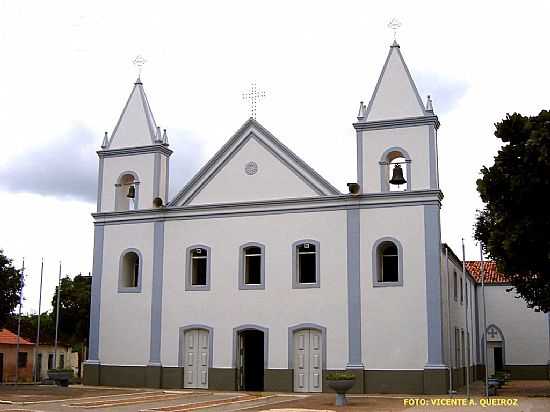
[487,327,498,339]
[242,83,266,119]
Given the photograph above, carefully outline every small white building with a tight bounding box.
[83,40,550,393]
[35,344,77,381]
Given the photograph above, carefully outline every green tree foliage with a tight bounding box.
[50,274,91,347]
[4,313,55,343]
[475,110,550,312]
[0,249,23,329]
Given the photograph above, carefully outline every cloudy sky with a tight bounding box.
[0,0,548,313]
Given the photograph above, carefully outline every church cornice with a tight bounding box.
[353,115,440,131]
[97,144,173,158]
[92,189,443,225]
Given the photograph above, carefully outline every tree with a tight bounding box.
[475,110,550,312]
[0,249,23,329]
[51,274,91,376]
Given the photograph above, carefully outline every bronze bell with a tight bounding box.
[126,185,136,198]
[389,164,407,186]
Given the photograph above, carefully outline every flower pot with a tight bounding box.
[327,378,356,406]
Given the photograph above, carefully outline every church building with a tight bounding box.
[83,40,550,394]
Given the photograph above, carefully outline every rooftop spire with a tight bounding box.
[104,79,159,150]
[357,101,367,121]
[425,95,434,113]
[101,131,109,149]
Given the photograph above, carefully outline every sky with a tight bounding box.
[0,0,549,313]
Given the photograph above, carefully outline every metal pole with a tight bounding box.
[34,258,44,382]
[15,258,25,385]
[53,261,62,370]
[445,247,454,394]
[480,244,489,397]
[462,239,470,399]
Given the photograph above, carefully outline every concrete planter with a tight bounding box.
[327,378,356,406]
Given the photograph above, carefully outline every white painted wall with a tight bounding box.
[480,285,549,366]
[360,125,432,193]
[440,251,477,370]
[361,205,428,370]
[188,136,318,206]
[160,210,348,370]
[99,223,154,365]
[101,153,156,212]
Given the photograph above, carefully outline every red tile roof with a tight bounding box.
[465,261,509,284]
[0,328,33,345]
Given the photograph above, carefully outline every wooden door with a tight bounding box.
[183,329,209,389]
[293,329,322,392]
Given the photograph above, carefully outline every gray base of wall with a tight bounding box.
[84,364,465,394]
[505,365,550,380]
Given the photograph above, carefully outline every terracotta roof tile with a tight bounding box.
[0,328,34,345]
[465,261,509,284]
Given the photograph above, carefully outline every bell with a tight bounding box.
[126,185,136,198]
[389,164,407,186]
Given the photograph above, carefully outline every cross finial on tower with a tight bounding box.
[242,82,266,119]
[387,18,402,44]
[132,55,147,81]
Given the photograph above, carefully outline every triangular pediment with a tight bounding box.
[365,43,427,121]
[106,80,158,149]
[169,119,340,206]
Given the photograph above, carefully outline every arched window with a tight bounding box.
[239,243,265,289]
[186,245,211,291]
[379,147,411,192]
[293,240,320,288]
[115,172,139,211]
[119,249,142,292]
[373,238,403,286]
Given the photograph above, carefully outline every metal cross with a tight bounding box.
[242,82,266,119]
[132,55,147,79]
[387,18,402,42]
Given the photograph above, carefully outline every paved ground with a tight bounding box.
[0,380,548,411]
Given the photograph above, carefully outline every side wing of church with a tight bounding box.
[83,41,550,394]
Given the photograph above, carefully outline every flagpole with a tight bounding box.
[53,261,62,370]
[462,239,470,399]
[15,258,25,385]
[480,244,489,397]
[34,258,44,382]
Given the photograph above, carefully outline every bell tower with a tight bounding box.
[353,41,440,194]
[96,78,172,212]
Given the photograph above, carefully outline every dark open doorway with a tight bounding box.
[238,330,264,391]
[494,347,504,371]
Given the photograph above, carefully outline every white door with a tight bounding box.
[293,329,322,392]
[184,329,209,389]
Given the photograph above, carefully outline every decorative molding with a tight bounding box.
[372,236,404,287]
[346,208,363,367]
[244,161,258,175]
[98,144,173,158]
[424,204,444,367]
[353,115,440,131]
[292,239,320,289]
[88,225,104,362]
[238,242,266,290]
[169,118,340,206]
[118,248,143,293]
[149,221,165,365]
[185,244,212,291]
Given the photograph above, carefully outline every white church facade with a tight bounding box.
[83,41,550,394]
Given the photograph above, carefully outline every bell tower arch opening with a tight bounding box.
[380,147,411,192]
[115,172,139,211]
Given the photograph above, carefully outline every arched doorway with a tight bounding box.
[486,325,505,377]
[234,325,267,391]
